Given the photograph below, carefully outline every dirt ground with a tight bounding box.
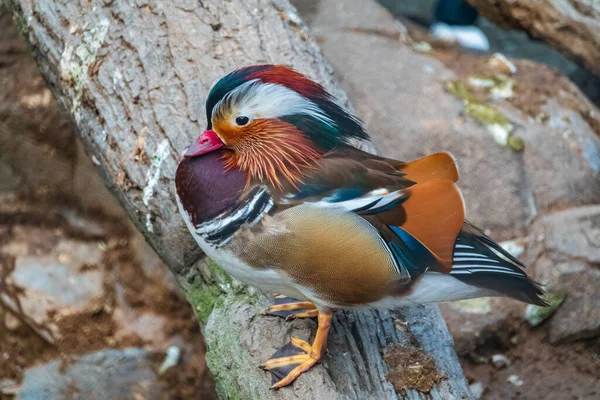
[459,314,600,399]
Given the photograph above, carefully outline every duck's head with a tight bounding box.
[184,65,368,188]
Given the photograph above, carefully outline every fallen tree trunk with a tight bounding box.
[6,0,471,398]
[466,0,600,77]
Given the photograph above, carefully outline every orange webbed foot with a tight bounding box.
[259,312,333,389]
[261,295,317,321]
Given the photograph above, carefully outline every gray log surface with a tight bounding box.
[6,0,471,398]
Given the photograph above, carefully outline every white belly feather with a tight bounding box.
[176,195,308,301]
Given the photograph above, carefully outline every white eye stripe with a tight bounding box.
[213,80,335,126]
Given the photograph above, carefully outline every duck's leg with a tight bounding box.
[261,295,317,320]
[260,311,333,389]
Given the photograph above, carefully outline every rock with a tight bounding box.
[0,379,19,396]
[110,231,181,347]
[527,206,600,343]
[439,298,525,356]
[16,348,167,400]
[112,309,169,346]
[548,268,600,343]
[469,381,486,399]
[58,208,108,238]
[491,354,510,369]
[132,232,179,294]
[450,298,493,314]
[466,0,600,77]
[535,206,600,264]
[527,206,600,342]
[0,227,104,339]
[507,374,524,387]
[298,0,600,240]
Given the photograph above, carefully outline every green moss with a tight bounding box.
[179,263,224,324]
[180,261,267,398]
[177,261,268,397]
[179,260,257,325]
[447,78,524,151]
[446,80,478,103]
[508,135,525,152]
[525,291,566,327]
[412,41,432,53]
[464,102,511,127]
[12,11,29,38]
[204,299,272,400]
[205,259,234,288]
[187,283,223,324]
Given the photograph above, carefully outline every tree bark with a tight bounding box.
[466,0,600,77]
[6,0,471,398]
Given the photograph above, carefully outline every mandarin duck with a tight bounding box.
[175,65,545,389]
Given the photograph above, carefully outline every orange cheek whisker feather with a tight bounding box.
[221,121,322,190]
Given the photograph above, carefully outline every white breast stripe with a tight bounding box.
[313,189,407,214]
[196,199,253,234]
[455,244,474,249]
[453,252,489,258]
[453,257,500,263]
[195,187,273,246]
[252,197,274,224]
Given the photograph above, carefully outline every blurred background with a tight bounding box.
[1,0,599,399]
[379,0,600,103]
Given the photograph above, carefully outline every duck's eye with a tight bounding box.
[235,116,250,126]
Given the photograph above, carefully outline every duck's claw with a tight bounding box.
[259,312,333,389]
[261,338,319,389]
[285,309,319,321]
[261,296,317,320]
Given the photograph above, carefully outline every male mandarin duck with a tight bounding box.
[175,65,545,389]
